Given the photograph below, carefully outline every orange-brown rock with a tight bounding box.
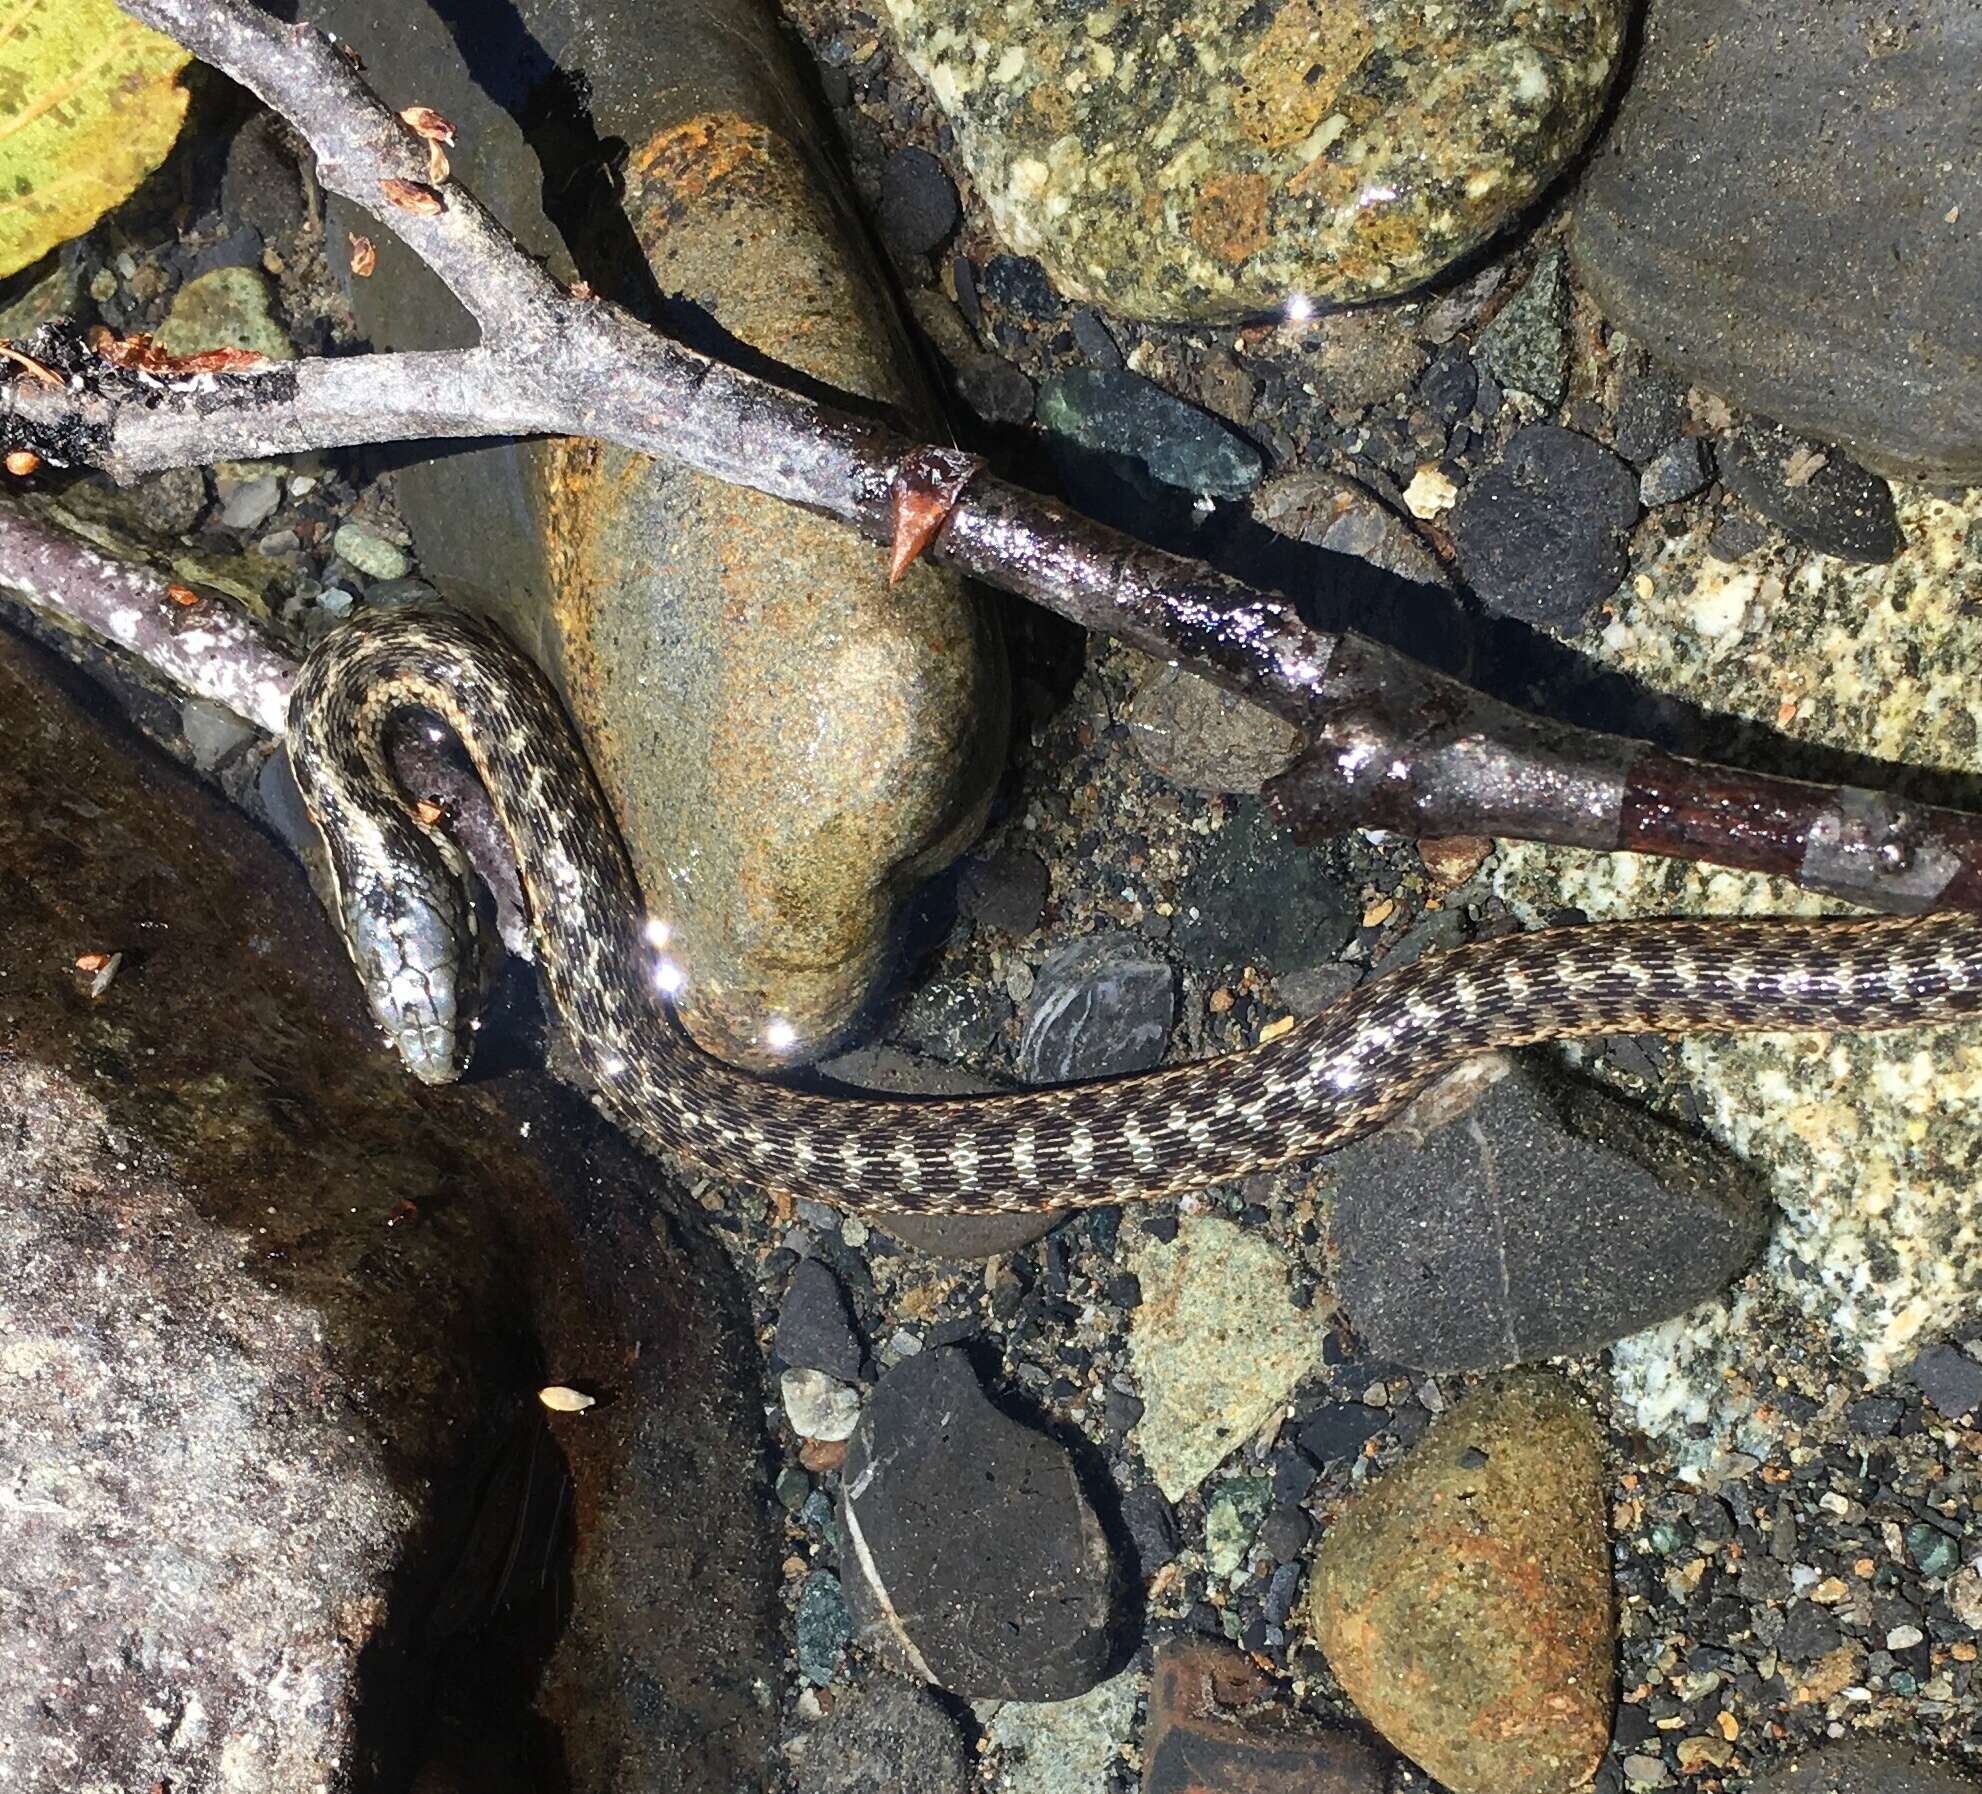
[1304,1371,1614,1794]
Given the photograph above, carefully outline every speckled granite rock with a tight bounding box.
[881,0,1629,320]
[1495,486,1982,1378]
[1127,1217,1326,1501]
[152,265,293,361]
[982,1666,1143,1794]
[1574,0,1982,484]
[323,0,1005,1068]
[1304,1372,1613,1794]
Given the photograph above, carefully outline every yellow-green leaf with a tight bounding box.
[0,0,190,281]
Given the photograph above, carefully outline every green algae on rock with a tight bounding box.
[1305,1372,1614,1794]
[1494,486,1982,1379]
[882,0,1629,320]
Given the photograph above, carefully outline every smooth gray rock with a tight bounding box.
[1327,1052,1769,1371]
[797,1679,971,1794]
[1750,1741,1982,1794]
[1037,369,1263,501]
[1019,933,1176,1084]
[840,1349,1120,1700]
[1174,800,1359,973]
[1911,1342,1982,1420]
[1574,0,1982,484]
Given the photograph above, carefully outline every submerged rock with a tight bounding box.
[840,1349,1121,1699]
[1127,1216,1326,1502]
[1574,0,1982,484]
[1494,486,1982,1379]
[881,0,1629,320]
[324,0,1006,1069]
[1305,1373,1613,1794]
[0,628,778,1793]
[1326,1052,1769,1371]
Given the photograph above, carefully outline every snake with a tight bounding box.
[287,606,1982,1216]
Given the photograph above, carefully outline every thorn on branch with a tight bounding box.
[888,446,982,584]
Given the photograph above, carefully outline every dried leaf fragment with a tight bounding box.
[166,584,201,607]
[5,449,39,476]
[412,798,445,826]
[399,105,456,145]
[380,177,445,216]
[75,950,122,997]
[887,445,982,583]
[538,1385,596,1414]
[348,233,377,277]
[88,330,270,377]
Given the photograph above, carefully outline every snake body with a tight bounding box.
[288,608,1982,1215]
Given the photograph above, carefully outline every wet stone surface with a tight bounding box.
[878,0,1629,319]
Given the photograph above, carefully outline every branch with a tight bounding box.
[4,0,1980,924]
[0,493,294,734]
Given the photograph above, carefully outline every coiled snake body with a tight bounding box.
[289,609,1982,1215]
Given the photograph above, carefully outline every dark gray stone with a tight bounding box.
[1706,515,1771,563]
[1070,308,1124,368]
[1613,365,1691,466]
[878,147,960,256]
[958,846,1050,937]
[798,1678,972,1794]
[1717,423,1901,563]
[1036,368,1264,501]
[1911,1342,1982,1420]
[1751,1741,1982,1794]
[1574,0,1982,484]
[1776,1601,1842,1663]
[1173,801,1358,974]
[1416,348,1480,429]
[1450,425,1640,629]
[1326,1052,1769,1371]
[1473,246,1570,407]
[1297,1403,1389,1466]
[1639,437,1713,507]
[777,1259,865,1382]
[797,1572,854,1685]
[1273,961,1364,1019]
[840,1349,1121,1699]
[952,351,1036,424]
[1019,933,1176,1083]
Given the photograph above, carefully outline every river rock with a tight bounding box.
[0,626,777,1793]
[1750,1741,1982,1794]
[152,265,293,361]
[1493,486,1982,1382]
[1450,424,1640,628]
[881,0,1628,320]
[1019,932,1177,1083]
[1326,1052,1770,1371]
[840,1348,1121,1698]
[1305,1372,1613,1794]
[797,1678,973,1794]
[1573,0,1982,484]
[1716,422,1901,564]
[1142,1640,1386,1794]
[1127,1216,1326,1502]
[323,0,1005,1068]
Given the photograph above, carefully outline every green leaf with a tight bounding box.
[0,0,190,281]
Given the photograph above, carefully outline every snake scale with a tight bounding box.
[289,607,1982,1215]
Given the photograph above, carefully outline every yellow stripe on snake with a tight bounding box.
[288,608,1982,1214]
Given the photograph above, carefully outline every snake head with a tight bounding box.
[336,850,485,1084]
